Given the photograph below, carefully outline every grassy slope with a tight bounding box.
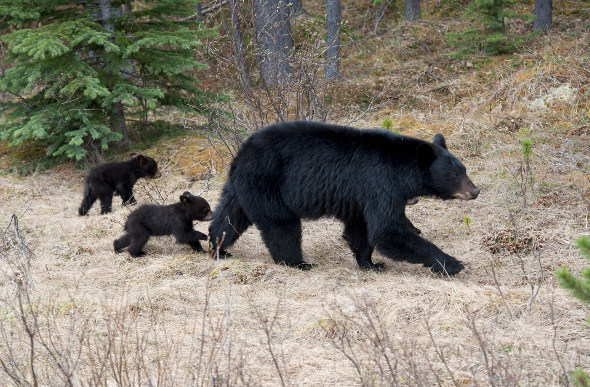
[0,1,589,385]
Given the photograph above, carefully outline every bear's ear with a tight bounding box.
[137,155,146,165]
[433,133,447,150]
[180,192,192,204]
[416,143,436,169]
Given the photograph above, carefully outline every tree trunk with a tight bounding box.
[533,0,552,30]
[195,1,203,22]
[289,0,303,16]
[404,0,420,21]
[325,0,340,80]
[229,0,251,87]
[95,0,128,142]
[254,0,292,87]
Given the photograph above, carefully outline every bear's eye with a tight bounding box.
[451,173,458,179]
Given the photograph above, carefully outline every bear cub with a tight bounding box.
[79,154,161,215]
[114,191,213,257]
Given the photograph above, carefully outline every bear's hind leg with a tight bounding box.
[342,220,382,271]
[114,233,131,253]
[259,219,312,270]
[128,229,150,257]
[79,185,98,216]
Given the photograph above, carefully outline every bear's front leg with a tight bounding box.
[176,230,208,252]
[373,227,464,275]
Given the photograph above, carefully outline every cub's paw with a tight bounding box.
[360,262,385,272]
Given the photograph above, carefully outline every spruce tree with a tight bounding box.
[0,0,219,161]
[447,0,523,58]
[556,235,590,387]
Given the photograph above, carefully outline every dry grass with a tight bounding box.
[0,125,589,384]
[1,6,590,386]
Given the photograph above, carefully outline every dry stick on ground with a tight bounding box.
[488,255,516,320]
[256,296,289,387]
[0,213,38,386]
[346,79,392,126]
[549,287,571,385]
[424,317,461,387]
[508,212,556,315]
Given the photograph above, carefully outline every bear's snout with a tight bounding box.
[452,177,480,200]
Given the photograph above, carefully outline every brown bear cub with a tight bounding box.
[114,192,213,257]
[79,154,161,215]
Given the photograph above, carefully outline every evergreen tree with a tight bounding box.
[447,0,522,58]
[556,235,590,387]
[0,0,220,161]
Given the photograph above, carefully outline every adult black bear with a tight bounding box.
[209,121,479,274]
[114,192,213,257]
[78,154,161,215]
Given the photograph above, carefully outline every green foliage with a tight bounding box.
[381,117,393,130]
[556,236,590,304]
[556,235,590,384]
[573,367,590,387]
[521,138,532,163]
[447,0,524,58]
[0,0,222,162]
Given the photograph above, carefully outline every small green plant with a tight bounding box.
[381,117,393,131]
[516,137,534,207]
[556,235,590,386]
[521,138,532,163]
[463,216,471,227]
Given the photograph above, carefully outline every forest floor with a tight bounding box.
[1,2,590,385]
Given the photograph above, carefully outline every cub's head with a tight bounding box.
[180,191,213,221]
[134,154,161,179]
[417,134,480,201]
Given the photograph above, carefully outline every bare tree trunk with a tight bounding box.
[195,1,203,22]
[229,0,251,88]
[533,0,552,30]
[254,0,292,87]
[289,0,303,16]
[325,0,340,80]
[95,0,128,142]
[404,0,420,21]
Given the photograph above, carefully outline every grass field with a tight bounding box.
[1,2,589,385]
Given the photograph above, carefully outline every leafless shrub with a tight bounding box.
[0,213,256,386]
[324,291,432,386]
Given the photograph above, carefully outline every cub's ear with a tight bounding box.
[433,133,447,150]
[416,143,436,169]
[180,192,192,204]
[137,155,146,165]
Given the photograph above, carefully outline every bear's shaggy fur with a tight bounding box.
[114,192,213,257]
[79,154,161,215]
[209,121,479,274]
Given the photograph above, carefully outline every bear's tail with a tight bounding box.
[208,180,251,254]
[78,181,97,216]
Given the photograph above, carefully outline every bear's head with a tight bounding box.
[418,134,480,201]
[180,191,213,221]
[135,154,162,179]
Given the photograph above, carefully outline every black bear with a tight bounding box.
[78,154,161,215]
[209,121,479,274]
[114,191,213,257]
